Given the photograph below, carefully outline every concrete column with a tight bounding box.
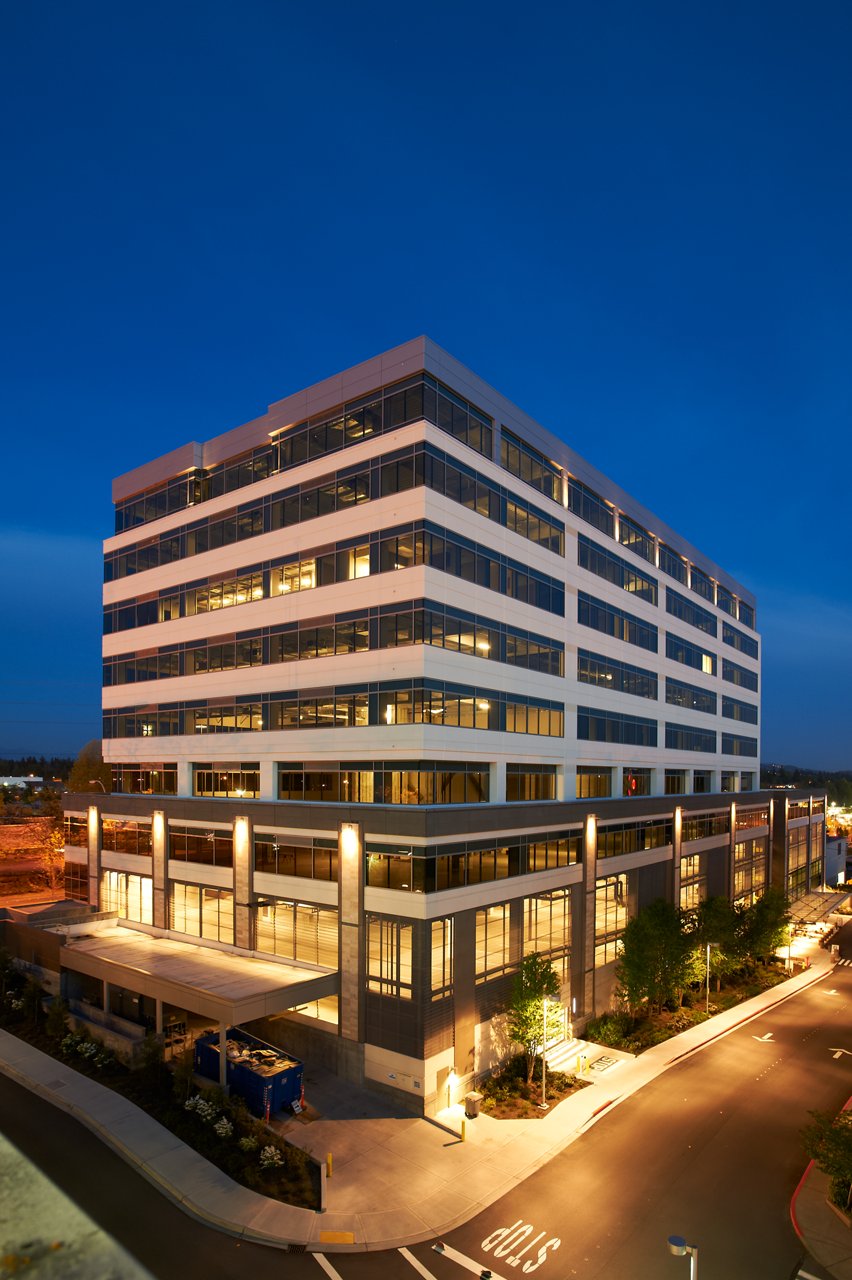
[155,1000,163,1035]
[259,760,276,801]
[233,816,252,950]
[103,980,109,1014]
[491,761,505,804]
[729,802,737,901]
[338,822,364,1043]
[177,760,193,798]
[151,810,167,930]
[87,805,102,909]
[452,910,476,1077]
[581,814,597,1017]
[809,795,825,888]
[672,806,682,908]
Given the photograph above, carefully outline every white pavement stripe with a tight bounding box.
[797,1271,826,1279]
[429,1242,511,1280]
[399,1246,440,1280]
[314,1254,345,1280]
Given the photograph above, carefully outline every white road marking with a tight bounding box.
[481,1221,562,1273]
[829,1048,852,1059]
[752,1032,774,1042]
[400,1246,440,1280]
[432,1242,511,1279]
[314,1254,345,1280]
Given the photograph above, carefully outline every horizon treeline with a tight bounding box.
[0,757,75,780]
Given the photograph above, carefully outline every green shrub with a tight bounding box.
[585,1011,637,1048]
[45,997,69,1042]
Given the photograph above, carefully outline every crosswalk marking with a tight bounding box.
[314,1254,346,1280]
[429,1241,511,1280]
[399,1246,441,1279]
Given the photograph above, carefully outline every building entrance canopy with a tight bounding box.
[60,927,338,1023]
[789,890,851,927]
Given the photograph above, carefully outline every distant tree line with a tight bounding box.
[761,763,852,807]
[0,756,74,780]
[0,744,110,792]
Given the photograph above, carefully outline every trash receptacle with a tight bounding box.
[465,1091,483,1118]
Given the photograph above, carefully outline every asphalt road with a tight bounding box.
[3,926,852,1280]
[439,962,852,1280]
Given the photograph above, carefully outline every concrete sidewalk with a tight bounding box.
[0,953,846,1260]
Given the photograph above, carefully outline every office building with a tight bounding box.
[57,338,827,1112]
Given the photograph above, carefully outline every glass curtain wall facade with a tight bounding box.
[59,338,826,1115]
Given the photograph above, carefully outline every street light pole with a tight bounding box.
[705,942,711,1016]
[541,997,549,1108]
[667,1234,698,1279]
[704,942,719,1016]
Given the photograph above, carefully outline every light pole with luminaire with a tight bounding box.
[88,779,107,793]
[667,1234,698,1278]
[705,942,719,1016]
[540,997,550,1109]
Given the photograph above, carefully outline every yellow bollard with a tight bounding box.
[461,1119,466,1142]
[327,1152,333,1178]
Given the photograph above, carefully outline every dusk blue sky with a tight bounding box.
[1,2,849,769]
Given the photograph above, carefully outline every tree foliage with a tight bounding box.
[21,977,44,1028]
[67,741,111,794]
[45,997,69,1042]
[506,953,561,1083]
[172,1048,197,1103]
[617,887,793,1019]
[761,764,849,807]
[35,824,65,890]
[616,900,699,1013]
[802,1109,852,1210]
[735,887,790,962]
[135,1031,165,1087]
[693,896,741,987]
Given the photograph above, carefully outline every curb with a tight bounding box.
[0,1045,317,1251]
[0,957,838,1254]
[662,959,833,1067]
[790,1158,815,1242]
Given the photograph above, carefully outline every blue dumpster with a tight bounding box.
[193,1027,303,1116]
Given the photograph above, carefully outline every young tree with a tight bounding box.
[616,899,698,1013]
[506,953,561,1084]
[21,977,44,1028]
[736,887,790,965]
[172,1047,197,1103]
[135,1031,165,1091]
[802,1109,852,1211]
[45,997,69,1042]
[67,741,111,795]
[35,787,63,819]
[0,949,15,1003]
[35,823,65,891]
[692,896,739,989]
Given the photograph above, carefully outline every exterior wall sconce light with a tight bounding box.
[340,823,360,861]
[233,816,249,859]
